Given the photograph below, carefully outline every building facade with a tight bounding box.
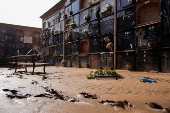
[0,23,41,66]
[40,0,170,72]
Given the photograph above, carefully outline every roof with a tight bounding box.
[0,22,41,30]
[40,0,65,20]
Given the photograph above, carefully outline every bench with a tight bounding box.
[9,54,49,75]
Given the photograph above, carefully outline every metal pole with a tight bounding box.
[63,7,65,62]
[114,0,117,69]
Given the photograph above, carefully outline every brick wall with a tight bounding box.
[80,0,89,10]
[0,23,41,37]
[136,0,160,26]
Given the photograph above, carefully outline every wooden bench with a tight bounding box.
[9,55,49,75]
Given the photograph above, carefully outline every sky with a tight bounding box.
[0,0,60,28]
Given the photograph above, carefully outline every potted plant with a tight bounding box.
[100,3,112,16]
[104,37,113,51]
[67,32,72,38]
[55,30,58,34]
[47,52,49,56]
[88,1,92,6]
[69,22,76,29]
[46,31,50,35]
[53,50,58,56]
[94,6,100,18]
[63,14,67,19]
[42,41,45,46]
[82,29,88,34]
[125,64,131,71]
[69,11,73,15]
[50,30,54,35]
[86,68,123,80]
[83,12,90,21]
[56,16,60,22]
[106,42,113,50]
[43,33,45,36]
[104,37,110,42]
[61,60,65,67]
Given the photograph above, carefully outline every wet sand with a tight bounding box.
[0,66,170,113]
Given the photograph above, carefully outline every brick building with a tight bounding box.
[0,23,41,66]
[40,0,170,72]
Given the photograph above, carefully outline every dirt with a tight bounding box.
[0,66,170,113]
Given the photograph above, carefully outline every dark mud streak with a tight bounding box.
[99,100,133,109]
[79,92,97,99]
[2,89,31,99]
[34,87,78,102]
[147,102,163,109]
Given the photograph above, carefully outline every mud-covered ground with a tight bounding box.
[0,66,170,113]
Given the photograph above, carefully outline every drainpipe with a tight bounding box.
[114,0,117,69]
[63,7,65,64]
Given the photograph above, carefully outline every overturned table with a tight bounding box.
[9,55,49,75]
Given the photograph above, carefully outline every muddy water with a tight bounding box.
[0,67,170,113]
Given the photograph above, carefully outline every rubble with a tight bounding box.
[34,87,78,102]
[99,100,133,109]
[79,92,97,99]
[2,89,31,99]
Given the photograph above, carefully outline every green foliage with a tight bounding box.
[125,64,131,69]
[46,31,50,35]
[86,68,123,79]
[86,71,94,79]
[53,50,57,56]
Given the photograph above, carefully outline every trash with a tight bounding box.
[79,92,97,99]
[146,102,170,112]
[31,80,38,85]
[140,77,156,82]
[2,89,31,99]
[35,87,78,102]
[99,100,133,109]
[147,102,163,109]
[42,76,48,80]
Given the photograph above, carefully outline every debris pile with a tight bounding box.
[146,102,170,112]
[31,80,38,85]
[79,92,97,99]
[42,76,48,80]
[2,89,31,99]
[34,87,78,102]
[99,100,133,109]
[147,102,163,109]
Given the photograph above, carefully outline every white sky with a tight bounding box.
[0,0,60,28]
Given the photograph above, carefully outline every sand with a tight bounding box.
[0,66,170,113]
